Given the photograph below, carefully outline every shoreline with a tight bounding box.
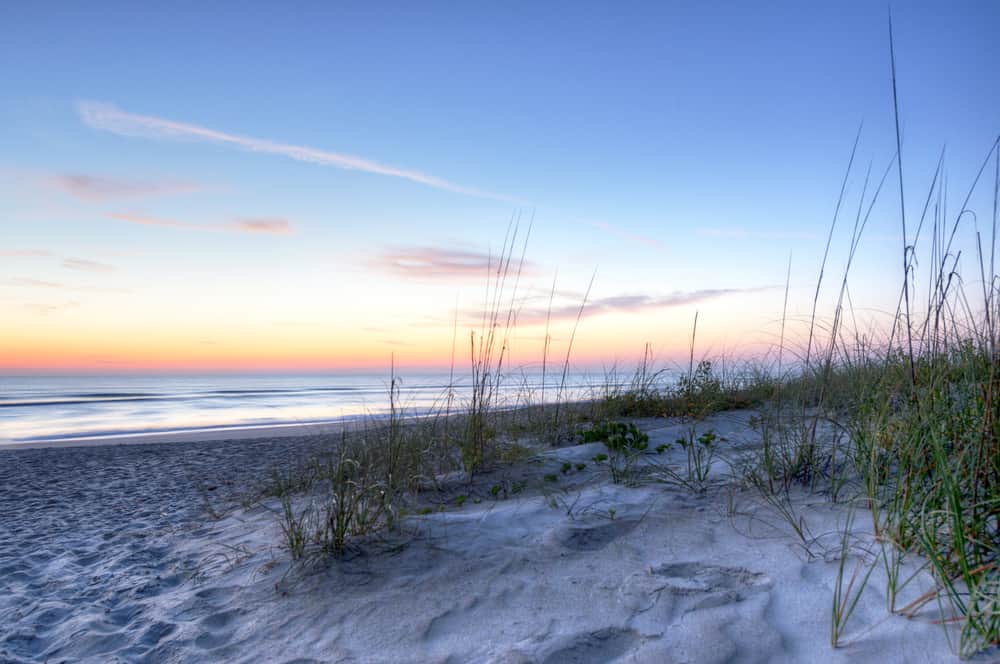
[0,371,613,451]
[0,420,352,450]
[0,398,594,450]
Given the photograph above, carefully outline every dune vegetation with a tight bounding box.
[258,30,1000,655]
[264,112,1000,657]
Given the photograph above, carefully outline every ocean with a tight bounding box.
[0,371,619,444]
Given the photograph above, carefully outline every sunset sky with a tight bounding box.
[2,2,998,373]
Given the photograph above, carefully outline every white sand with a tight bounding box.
[0,412,989,662]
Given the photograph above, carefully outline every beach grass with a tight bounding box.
[737,113,1000,655]
[255,106,1000,657]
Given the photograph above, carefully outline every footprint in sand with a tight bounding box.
[540,627,641,664]
[619,561,771,623]
[551,519,640,552]
[190,602,245,652]
[140,620,177,647]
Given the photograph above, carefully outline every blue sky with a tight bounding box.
[1,1,997,371]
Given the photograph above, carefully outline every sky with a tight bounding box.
[1,1,998,373]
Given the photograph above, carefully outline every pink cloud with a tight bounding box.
[5,278,62,288]
[0,249,53,257]
[232,218,292,235]
[109,212,293,235]
[376,246,539,280]
[514,287,778,325]
[3,277,129,294]
[62,258,115,273]
[109,212,204,230]
[47,174,199,202]
[22,300,79,315]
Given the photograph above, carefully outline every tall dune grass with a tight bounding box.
[262,34,1000,655]
[743,108,1000,654]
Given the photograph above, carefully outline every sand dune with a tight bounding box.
[0,412,984,662]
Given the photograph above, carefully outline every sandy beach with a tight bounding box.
[0,411,981,663]
[4,2,995,661]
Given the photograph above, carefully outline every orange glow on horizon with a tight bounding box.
[0,301,800,374]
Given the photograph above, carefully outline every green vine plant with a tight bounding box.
[651,427,718,493]
[580,420,649,485]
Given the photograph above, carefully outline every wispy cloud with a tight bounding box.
[109,212,203,230]
[62,258,116,273]
[585,221,668,252]
[46,173,199,202]
[109,212,294,235]
[1,250,126,280]
[379,339,415,347]
[22,300,79,316]
[516,286,777,325]
[375,246,539,280]
[5,277,61,288]
[3,277,129,294]
[698,227,818,241]
[233,218,291,235]
[77,100,513,201]
[0,249,52,257]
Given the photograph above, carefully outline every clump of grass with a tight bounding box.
[458,218,593,465]
[278,491,309,560]
[831,507,878,647]
[596,344,667,418]
[267,379,454,559]
[462,221,529,474]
